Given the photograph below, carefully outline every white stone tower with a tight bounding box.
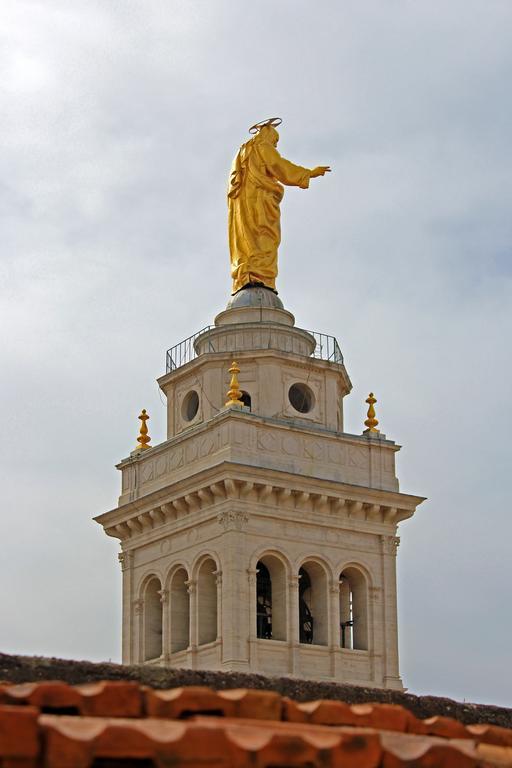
[95,287,424,688]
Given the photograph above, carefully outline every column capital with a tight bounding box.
[381,535,400,555]
[133,598,144,615]
[118,550,134,571]
[213,569,223,587]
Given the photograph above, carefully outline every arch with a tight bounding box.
[143,575,162,661]
[197,556,218,645]
[339,565,369,651]
[250,546,292,574]
[256,553,287,641]
[298,559,329,646]
[169,566,190,653]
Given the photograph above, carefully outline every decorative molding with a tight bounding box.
[381,535,400,555]
[217,510,249,531]
[213,569,223,588]
[118,551,134,571]
[133,599,144,615]
[104,475,416,542]
[117,419,399,504]
[158,589,168,604]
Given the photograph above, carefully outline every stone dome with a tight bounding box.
[226,286,284,311]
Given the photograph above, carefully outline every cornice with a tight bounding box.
[94,460,425,543]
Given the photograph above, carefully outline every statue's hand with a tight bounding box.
[310,166,331,178]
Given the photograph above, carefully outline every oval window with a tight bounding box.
[288,383,314,414]
[182,390,199,422]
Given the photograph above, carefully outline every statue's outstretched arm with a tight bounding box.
[261,145,311,189]
[261,145,330,188]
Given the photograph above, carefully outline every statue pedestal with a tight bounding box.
[216,286,295,327]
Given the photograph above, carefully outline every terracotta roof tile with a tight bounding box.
[284,697,416,732]
[0,705,39,762]
[0,680,142,717]
[144,685,281,720]
[2,679,512,767]
[467,723,512,748]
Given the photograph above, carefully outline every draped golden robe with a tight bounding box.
[228,132,311,294]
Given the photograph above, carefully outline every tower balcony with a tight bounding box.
[166,325,344,373]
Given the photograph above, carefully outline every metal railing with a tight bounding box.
[166,326,343,373]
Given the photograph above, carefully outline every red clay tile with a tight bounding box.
[284,696,354,724]
[0,682,81,713]
[144,684,281,722]
[381,734,478,767]
[144,685,229,718]
[184,716,384,768]
[0,680,143,718]
[421,715,469,739]
[40,715,245,767]
[0,705,39,761]
[75,681,142,717]
[466,723,512,748]
[284,698,416,733]
[476,742,512,766]
[350,703,415,732]
[217,688,282,720]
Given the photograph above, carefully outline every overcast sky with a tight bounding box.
[2,0,511,706]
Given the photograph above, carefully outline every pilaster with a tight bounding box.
[118,550,134,664]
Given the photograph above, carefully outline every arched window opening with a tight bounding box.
[298,567,313,643]
[299,562,328,646]
[170,568,189,653]
[256,563,272,638]
[198,557,218,645]
[240,391,252,410]
[339,568,368,651]
[144,577,162,661]
[256,555,287,641]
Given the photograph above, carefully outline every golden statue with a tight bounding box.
[228,118,330,294]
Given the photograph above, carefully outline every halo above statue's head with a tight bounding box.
[248,117,282,135]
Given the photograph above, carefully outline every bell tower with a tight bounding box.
[95,286,424,689]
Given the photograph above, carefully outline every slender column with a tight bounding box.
[214,570,223,641]
[118,550,134,664]
[247,568,258,668]
[133,598,144,663]
[329,580,341,677]
[288,575,300,675]
[186,579,197,669]
[159,589,169,662]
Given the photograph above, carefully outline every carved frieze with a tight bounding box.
[217,510,249,531]
[120,418,397,505]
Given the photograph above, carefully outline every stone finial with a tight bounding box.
[363,393,380,434]
[135,409,151,450]
[225,361,244,407]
